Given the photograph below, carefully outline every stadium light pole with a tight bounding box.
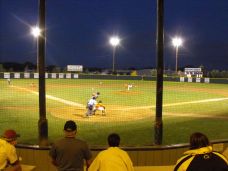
[31,26,41,72]
[109,36,120,74]
[37,0,48,146]
[172,37,183,72]
[154,0,164,145]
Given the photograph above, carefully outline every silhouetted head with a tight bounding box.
[189,132,210,149]
[64,120,77,132]
[108,133,120,147]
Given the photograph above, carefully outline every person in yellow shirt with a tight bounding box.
[0,129,22,171]
[89,133,134,171]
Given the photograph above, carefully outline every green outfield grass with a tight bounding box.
[0,78,228,146]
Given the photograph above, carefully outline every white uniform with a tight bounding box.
[88,98,97,107]
[127,84,133,91]
[7,78,11,85]
[85,98,97,116]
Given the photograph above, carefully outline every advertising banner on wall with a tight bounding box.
[4,73,10,78]
[51,73,57,78]
[196,78,201,83]
[66,73,71,78]
[180,77,185,82]
[204,78,210,83]
[73,74,79,78]
[59,73,64,78]
[34,73,39,78]
[14,73,20,78]
[24,73,30,78]
[188,78,193,82]
[67,65,83,72]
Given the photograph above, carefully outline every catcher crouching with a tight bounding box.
[94,100,106,115]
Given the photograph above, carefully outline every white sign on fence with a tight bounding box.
[184,68,202,72]
[196,78,201,83]
[34,73,39,78]
[73,74,79,78]
[66,73,71,78]
[67,65,83,72]
[4,73,10,78]
[188,78,193,82]
[204,78,210,83]
[180,77,185,82]
[59,73,64,78]
[51,73,57,78]
[14,73,20,78]
[24,73,30,78]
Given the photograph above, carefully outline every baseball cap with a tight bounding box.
[2,129,20,141]
[64,120,77,132]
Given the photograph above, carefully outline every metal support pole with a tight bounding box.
[154,0,164,145]
[175,46,179,72]
[36,40,39,73]
[112,47,116,74]
[38,0,48,146]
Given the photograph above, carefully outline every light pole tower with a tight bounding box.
[31,26,41,72]
[172,37,183,72]
[109,36,120,73]
[38,0,48,146]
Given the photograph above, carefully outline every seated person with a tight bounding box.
[0,129,22,171]
[89,133,134,171]
[222,147,228,160]
[174,132,228,171]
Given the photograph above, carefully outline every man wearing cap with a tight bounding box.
[0,129,22,171]
[49,120,92,171]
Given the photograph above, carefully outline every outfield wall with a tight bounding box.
[1,72,228,84]
[16,140,228,171]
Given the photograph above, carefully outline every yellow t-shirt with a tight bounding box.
[0,139,18,169]
[89,147,134,171]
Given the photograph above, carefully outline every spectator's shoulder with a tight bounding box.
[222,147,228,160]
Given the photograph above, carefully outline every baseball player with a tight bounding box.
[85,96,97,117]
[7,78,11,85]
[92,92,100,99]
[94,100,106,115]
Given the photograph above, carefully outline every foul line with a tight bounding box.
[11,85,84,108]
[121,98,228,111]
[11,85,228,110]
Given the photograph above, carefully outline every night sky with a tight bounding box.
[0,0,228,70]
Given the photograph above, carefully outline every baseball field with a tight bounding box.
[0,78,228,146]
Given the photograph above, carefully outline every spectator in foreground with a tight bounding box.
[49,120,92,171]
[223,147,228,160]
[0,129,22,171]
[174,132,228,171]
[89,133,134,171]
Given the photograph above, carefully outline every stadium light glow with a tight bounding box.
[109,37,120,46]
[109,36,120,73]
[31,26,41,38]
[172,37,183,72]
